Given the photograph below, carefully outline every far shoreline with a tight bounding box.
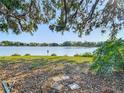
[0,46,99,48]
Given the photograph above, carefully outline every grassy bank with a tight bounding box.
[0,56,93,69]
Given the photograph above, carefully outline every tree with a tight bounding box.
[73,41,82,46]
[62,41,73,46]
[0,0,46,34]
[0,0,124,39]
[49,43,59,46]
[40,43,48,46]
[29,42,39,46]
[49,0,124,40]
[1,41,12,46]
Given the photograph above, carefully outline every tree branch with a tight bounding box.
[63,0,67,25]
[71,0,84,18]
[88,0,99,20]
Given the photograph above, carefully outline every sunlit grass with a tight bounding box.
[0,56,93,69]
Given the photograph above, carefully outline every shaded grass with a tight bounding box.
[0,56,93,69]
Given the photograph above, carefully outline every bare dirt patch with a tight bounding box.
[0,62,124,93]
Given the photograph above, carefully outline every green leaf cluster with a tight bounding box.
[90,39,124,75]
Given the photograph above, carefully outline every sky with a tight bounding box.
[0,24,124,43]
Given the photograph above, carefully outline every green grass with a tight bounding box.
[0,56,93,69]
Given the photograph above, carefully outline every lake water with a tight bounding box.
[0,46,97,56]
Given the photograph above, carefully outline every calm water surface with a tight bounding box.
[0,46,97,56]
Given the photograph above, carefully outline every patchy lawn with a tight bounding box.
[0,56,93,69]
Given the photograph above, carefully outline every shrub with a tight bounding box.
[64,55,68,57]
[81,53,93,57]
[74,54,80,57]
[51,53,57,56]
[24,54,31,56]
[90,39,124,75]
[11,53,21,56]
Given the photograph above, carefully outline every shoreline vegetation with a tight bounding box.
[3,52,93,57]
[0,41,103,47]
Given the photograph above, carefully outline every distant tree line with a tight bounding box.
[0,41,104,47]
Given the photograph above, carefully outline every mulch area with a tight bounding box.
[0,63,124,93]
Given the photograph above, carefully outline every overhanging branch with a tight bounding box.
[71,0,84,18]
[88,0,99,20]
[63,0,67,25]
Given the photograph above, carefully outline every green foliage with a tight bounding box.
[82,53,93,57]
[61,41,72,46]
[47,0,124,39]
[74,54,80,57]
[24,54,31,56]
[0,40,103,47]
[0,0,43,34]
[74,53,93,57]
[11,53,21,56]
[49,43,59,46]
[90,39,124,75]
[51,53,57,56]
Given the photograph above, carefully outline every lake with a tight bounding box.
[0,46,97,56]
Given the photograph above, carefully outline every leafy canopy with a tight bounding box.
[0,0,124,39]
[0,0,46,34]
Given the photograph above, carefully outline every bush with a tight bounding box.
[24,54,31,56]
[90,39,124,75]
[51,53,57,56]
[64,55,68,57]
[81,53,93,57]
[74,54,80,57]
[11,53,21,56]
